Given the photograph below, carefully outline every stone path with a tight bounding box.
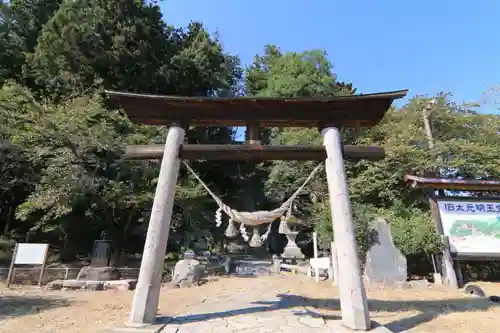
[163,311,337,333]
[109,275,398,333]
[161,299,337,333]
[157,285,388,333]
[162,299,337,333]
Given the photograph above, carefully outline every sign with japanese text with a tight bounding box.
[14,243,49,265]
[437,199,500,254]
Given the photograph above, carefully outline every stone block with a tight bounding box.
[83,281,105,291]
[62,279,86,289]
[45,279,63,290]
[104,279,137,291]
[77,266,121,281]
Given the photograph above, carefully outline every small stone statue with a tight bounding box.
[171,250,204,288]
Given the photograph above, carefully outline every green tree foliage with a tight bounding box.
[245,45,340,98]
[27,0,241,98]
[0,0,61,84]
[0,1,23,84]
[0,0,243,262]
[0,83,43,236]
[0,84,154,259]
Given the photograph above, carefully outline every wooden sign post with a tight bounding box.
[7,243,49,287]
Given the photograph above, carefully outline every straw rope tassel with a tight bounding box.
[261,222,272,241]
[278,216,288,234]
[215,207,223,227]
[224,218,239,238]
[240,223,249,241]
[249,227,263,248]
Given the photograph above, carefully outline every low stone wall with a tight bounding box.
[1,255,282,287]
[0,267,140,286]
[45,278,137,291]
[231,258,273,277]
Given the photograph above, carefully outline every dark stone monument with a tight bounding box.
[91,240,112,267]
[364,218,407,285]
[193,237,209,254]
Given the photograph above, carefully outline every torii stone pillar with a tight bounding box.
[321,126,370,331]
[128,125,185,326]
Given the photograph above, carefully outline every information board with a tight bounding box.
[437,199,500,254]
[14,243,49,264]
[7,243,49,287]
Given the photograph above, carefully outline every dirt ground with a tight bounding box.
[0,275,499,333]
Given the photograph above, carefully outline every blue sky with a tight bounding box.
[160,1,500,112]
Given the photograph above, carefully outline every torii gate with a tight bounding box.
[106,89,407,331]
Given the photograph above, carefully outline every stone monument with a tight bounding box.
[91,232,112,267]
[364,218,407,285]
[91,240,112,267]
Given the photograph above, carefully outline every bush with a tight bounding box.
[382,200,442,257]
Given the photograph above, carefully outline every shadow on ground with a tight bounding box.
[0,295,71,319]
[160,293,499,332]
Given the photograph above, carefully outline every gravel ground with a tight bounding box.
[0,276,499,333]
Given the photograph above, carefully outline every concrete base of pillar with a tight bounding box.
[105,324,166,333]
[328,320,394,332]
[105,318,172,333]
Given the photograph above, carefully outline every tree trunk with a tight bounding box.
[112,212,134,266]
[60,232,76,262]
[111,224,122,266]
[3,202,13,235]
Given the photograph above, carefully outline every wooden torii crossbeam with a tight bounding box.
[106,89,408,331]
[124,144,386,161]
